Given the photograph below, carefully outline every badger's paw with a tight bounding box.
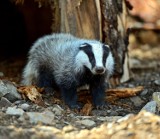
[95,102,109,110]
[68,102,83,110]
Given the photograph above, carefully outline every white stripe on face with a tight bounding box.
[91,43,104,68]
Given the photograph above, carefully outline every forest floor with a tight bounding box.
[0,32,160,139]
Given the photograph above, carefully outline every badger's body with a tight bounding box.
[22,33,114,109]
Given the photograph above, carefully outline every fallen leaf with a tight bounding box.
[52,97,62,104]
[80,103,93,116]
[18,86,45,106]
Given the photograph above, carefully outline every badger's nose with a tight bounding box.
[95,67,105,74]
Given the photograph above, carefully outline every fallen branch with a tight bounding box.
[106,86,143,98]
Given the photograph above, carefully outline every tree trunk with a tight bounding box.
[58,0,102,40]
[100,0,130,85]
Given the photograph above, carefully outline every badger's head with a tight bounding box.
[75,42,114,75]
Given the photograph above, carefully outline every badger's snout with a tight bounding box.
[94,66,105,74]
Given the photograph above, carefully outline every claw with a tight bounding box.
[69,102,83,110]
[95,103,109,110]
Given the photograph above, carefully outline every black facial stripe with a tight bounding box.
[80,43,95,68]
[103,45,110,67]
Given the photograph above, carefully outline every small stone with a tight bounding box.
[18,115,25,122]
[35,105,41,110]
[6,106,24,116]
[68,113,75,118]
[154,80,160,85]
[130,96,144,107]
[0,80,21,102]
[14,100,26,105]
[107,110,111,113]
[91,110,108,116]
[140,89,148,96]
[2,107,6,112]
[0,97,12,108]
[128,84,135,88]
[52,104,64,116]
[77,119,96,127]
[152,92,160,111]
[20,103,30,111]
[97,116,122,122]
[117,113,134,122]
[129,58,141,68]
[141,101,157,114]
[26,110,55,124]
[114,109,131,116]
[109,111,119,116]
[62,125,76,132]
[0,72,4,77]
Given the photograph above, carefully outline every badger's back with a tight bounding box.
[22,34,78,86]
[29,33,78,64]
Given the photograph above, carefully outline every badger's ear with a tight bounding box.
[79,43,90,50]
[104,44,109,48]
[104,44,112,51]
[80,43,88,47]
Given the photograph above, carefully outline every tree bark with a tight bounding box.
[58,0,102,40]
[100,0,130,85]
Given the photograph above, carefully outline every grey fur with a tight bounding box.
[22,33,114,87]
[21,33,114,108]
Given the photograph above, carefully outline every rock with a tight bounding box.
[18,115,26,122]
[62,125,76,132]
[154,80,160,85]
[14,100,26,105]
[114,108,131,116]
[52,104,64,116]
[77,119,96,127]
[152,92,160,111]
[128,84,135,88]
[76,116,93,119]
[6,106,24,116]
[20,103,30,111]
[117,113,134,122]
[129,58,141,68]
[106,110,111,113]
[0,72,4,77]
[91,110,108,116]
[26,110,55,124]
[140,89,148,96]
[141,101,157,114]
[109,111,119,116]
[130,96,144,107]
[0,80,21,102]
[0,97,12,108]
[97,116,122,122]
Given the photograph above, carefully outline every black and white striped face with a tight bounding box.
[76,42,114,75]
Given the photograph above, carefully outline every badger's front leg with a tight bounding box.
[60,86,81,109]
[90,76,106,108]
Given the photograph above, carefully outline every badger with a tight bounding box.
[22,33,114,109]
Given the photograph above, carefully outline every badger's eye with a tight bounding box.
[89,55,94,62]
[86,51,92,57]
